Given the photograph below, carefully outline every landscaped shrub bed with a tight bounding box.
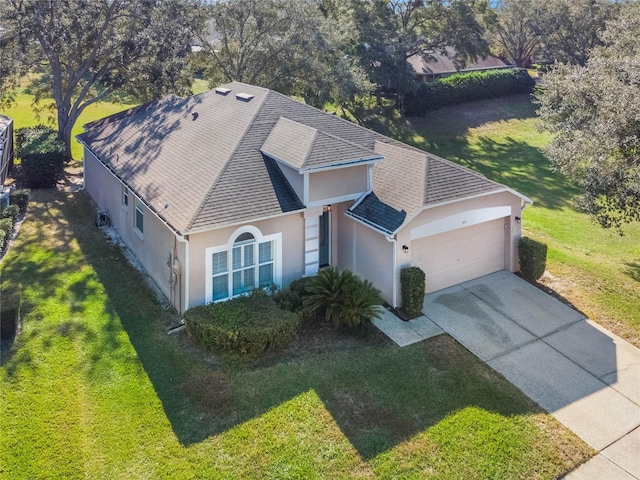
[0,217,14,245]
[1,204,20,222]
[519,236,548,282]
[185,290,301,355]
[9,188,30,212]
[404,68,535,116]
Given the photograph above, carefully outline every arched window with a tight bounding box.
[207,226,280,302]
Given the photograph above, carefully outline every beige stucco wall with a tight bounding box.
[335,202,395,305]
[187,212,306,309]
[84,149,185,310]
[308,165,368,204]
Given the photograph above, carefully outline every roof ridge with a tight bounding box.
[315,127,377,156]
[303,124,319,169]
[184,86,271,232]
[82,94,180,130]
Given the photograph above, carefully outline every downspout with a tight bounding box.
[176,235,190,314]
[385,234,398,308]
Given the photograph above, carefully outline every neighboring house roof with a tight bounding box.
[78,81,523,236]
[408,46,510,77]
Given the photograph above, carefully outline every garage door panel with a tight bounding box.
[412,218,506,293]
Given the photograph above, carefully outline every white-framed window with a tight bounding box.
[206,226,281,303]
[135,200,144,234]
[122,187,129,208]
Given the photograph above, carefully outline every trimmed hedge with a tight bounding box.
[185,290,301,355]
[10,188,30,213]
[1,284,21,339]
[16,126,64,188]
[400,266,426,318]
[519,237,548,282]
[404,68,535,116]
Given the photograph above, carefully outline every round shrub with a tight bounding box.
[1,204,20,222]
[185,290,301,355]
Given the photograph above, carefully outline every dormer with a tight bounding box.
[261,117,383,207]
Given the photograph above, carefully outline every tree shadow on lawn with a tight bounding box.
[624,261,640,283]
[424,135,580,211]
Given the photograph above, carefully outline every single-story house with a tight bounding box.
[408,47,512,82]
[78,82,531,314]
[0,115,14,185]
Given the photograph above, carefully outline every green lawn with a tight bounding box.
[0,78,209,161]
[0,190,591,478]
[365,95,640,347]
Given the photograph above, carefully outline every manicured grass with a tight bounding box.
[367,95,640,346]
[0,189,591,478]
[0,81,135,161]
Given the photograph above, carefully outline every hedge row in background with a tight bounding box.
[185,289,301,355]
[16,126,65,188]
[400,266,426,318]
[519,236,548,282]
[404,68,536,116]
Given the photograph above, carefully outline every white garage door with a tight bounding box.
[412,218,506,293]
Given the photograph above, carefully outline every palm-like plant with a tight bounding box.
[303,267,382,328]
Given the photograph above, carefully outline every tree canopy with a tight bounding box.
[1,0,205,160]
[486,0,617,67]
[536,1,640,230]
[353,0,490,96]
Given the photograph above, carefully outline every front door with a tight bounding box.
[319,208,331,268]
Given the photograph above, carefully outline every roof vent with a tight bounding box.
[215,87,231,95]
[236,92,255,102]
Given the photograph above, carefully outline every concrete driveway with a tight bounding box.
[422,270,640,479]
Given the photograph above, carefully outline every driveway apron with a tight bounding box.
[422,271,640,479]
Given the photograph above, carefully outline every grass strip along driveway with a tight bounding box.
[0,189,592,478]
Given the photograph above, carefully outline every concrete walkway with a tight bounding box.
[373,270,640,478]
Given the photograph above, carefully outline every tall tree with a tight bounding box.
[198,0,373,113]
[535,0,616,66]
[0,23,23,107]
[485,0,540,67]
[1,0,205,160]
[200,0,323,93]
[352,0,490,97]
[536,2,640,230]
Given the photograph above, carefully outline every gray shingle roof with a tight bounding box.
[261,117,383,171]
[78,81,511,236]
[407,47,511,76]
